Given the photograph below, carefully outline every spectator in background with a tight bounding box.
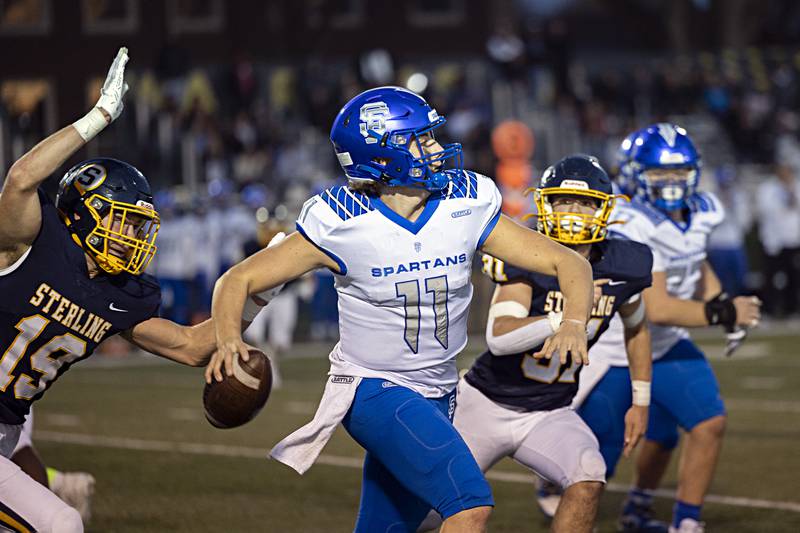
[707,166,753,296]
[152,192,195,325]
[756,163,800,317]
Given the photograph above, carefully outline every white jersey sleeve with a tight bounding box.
[296,192,354,274]
[687,191,726,232]
[608,199,659,244]
[472,172,503,248]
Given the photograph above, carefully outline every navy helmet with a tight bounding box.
[532,154,619,244]
[629,123,701,212]
[56,157,160,275]
[329,86,462,191]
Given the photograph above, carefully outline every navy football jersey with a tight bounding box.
[466,239,653,411]
[0,190,160,424]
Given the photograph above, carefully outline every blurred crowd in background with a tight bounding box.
[3,0,800,349]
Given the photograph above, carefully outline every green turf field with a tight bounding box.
[32,331,800,532]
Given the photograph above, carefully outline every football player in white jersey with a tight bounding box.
[207,87,595,532]
[576,124,761,533]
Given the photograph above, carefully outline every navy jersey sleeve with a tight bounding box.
[603,240,653,301]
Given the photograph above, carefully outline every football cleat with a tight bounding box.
[535,476,562,519]
[618,495,668,533]
[668,518,706,533]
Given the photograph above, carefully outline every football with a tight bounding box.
[203,348,273,429]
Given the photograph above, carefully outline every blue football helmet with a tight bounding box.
[630,123,701,212]
[329,86,463,191]
[530,154,620,244]
[614,128,645,196]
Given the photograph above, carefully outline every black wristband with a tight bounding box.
[704,292,736,328]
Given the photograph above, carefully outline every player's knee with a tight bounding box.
[691,414,726,441]
[570,447,606,485]
[50,505,83,533]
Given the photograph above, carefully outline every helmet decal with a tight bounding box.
[73,163,107,195]
[656,123,678,147]
[359,102,390,144]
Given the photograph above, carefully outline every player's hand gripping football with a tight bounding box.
[205,337,258,384]
[533,318,589,365]
[97,47,130,122]
[622,405,648,457]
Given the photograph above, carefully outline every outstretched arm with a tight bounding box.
[207,231,336,382]
[644,271,760,329]
[121,318,216,367]
[480,214,594,364]
[124,232,292,367]
[0,47,129,265]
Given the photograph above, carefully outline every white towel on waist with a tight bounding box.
[269,374,362,474]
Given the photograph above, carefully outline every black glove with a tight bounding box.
[704,292,736,329]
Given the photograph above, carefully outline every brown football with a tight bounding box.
[203,348,272,429]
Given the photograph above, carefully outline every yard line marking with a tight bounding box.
[740,376,784,390]
[725,398,800,414]
[39,414,81,427]
[34,430,800,513]
[167,408,203,421]
[483,470,800,512]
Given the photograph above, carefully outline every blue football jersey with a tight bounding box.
[466,239,652,411]
[0,190,161,424]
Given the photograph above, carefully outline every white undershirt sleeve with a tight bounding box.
[485,301,557,356]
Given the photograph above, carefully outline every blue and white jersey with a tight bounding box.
[589,192,725,363]
[296,170,502,397]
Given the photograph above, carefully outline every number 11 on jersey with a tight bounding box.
[396,275,449,353]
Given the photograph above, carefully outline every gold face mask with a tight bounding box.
[525,186,626,245]
[80,193,160,275]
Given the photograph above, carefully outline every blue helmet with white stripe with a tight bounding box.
[630,123,701,212]
[329,86,463,192]
[615,128,645,196]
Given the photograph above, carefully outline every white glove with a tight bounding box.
[724,326,748,357]
[73,47,130,141]
[241,232,287,321]
[97,46,130,121]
